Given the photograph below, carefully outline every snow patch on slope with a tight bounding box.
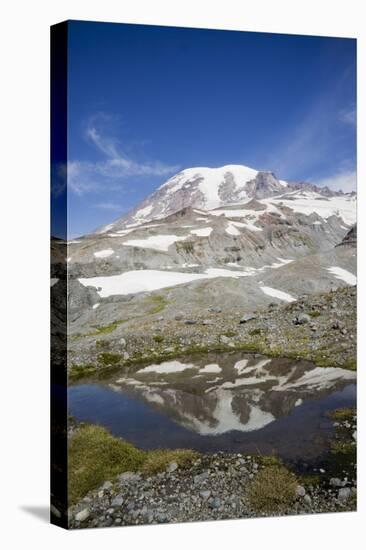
[260,286,296,302]
[122,234,188,252]
[327,266,356,285]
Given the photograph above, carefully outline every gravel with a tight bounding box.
[69,452,356,529]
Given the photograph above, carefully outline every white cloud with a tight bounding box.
[315,170,357,193]
[61,117,180,196]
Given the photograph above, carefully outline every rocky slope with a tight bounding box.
[68,410,356,529]
[68,283,356,380]
[61,174,357,373]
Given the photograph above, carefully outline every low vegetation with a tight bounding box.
[143,294,169,314]
[86,319,127,337]
[248,464,298,513]
[328,408,355,422]
[68,425,145,504]
[68,425,199,504]
[141,449,199,476]
[97,352,122,366]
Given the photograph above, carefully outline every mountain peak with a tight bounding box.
[95,164,347,234]
[99,164,290,232]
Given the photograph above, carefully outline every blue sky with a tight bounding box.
[63,21,356,237]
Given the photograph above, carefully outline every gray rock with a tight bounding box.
[174,313,184,321]
[330,477,343,487]
[194,471,209,484]
[166,461,178,473]
[184,319,197,325]
[209,497,221,509]
[293,313,311,325]
[118,472,140,483]
[296,485,306,497]
[75,508,90,522]
[202,319,214,325]
[199,490,211,500]
[220,335,231,344]
[209,306,222,313]
[119,338,127,348]
[338,487,351,501]
[155,512,168,523]
[101,481,113,490]
[239,314,256,324]
[304,494,312,505]
[111,496,124,507]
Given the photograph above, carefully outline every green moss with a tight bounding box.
[68,425,146,504]
[141,449,199,476]
[308,310,321,318]
[143,294,169,314]
[331,440,355,456]
[328,408,355,422]
[68,425,199,504]
[69,363,97,380]
[95,340,110,349]
[256,455,282,467]
[222,330,237,338]
[86,319,127,337]
[248,465,298,513]
[342,358,357,371]
[300,474,321,487]
[153,334,164,343]
[249,328,262,336]
[97,352,122,366]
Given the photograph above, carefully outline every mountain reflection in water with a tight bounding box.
[69,352,356,460]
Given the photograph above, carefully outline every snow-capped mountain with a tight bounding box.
[96,164,344,233]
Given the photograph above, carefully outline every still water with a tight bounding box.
[69,351,356,463]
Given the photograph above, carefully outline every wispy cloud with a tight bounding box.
[338,105,356,126]
[262,64,356,184]
[64,115,180,196]
[315,169,357,193]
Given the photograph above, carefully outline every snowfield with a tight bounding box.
[190,227,213,237]
[122,234,188,252]
[94,249,114,259]
[78,267,254,297]
[327,266,357,285]
[259,286,296,302]
[160,165,259,210]
[266,191,356,226]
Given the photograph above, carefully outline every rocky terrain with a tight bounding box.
[57,164,357,529]
[68,409,356,529]
[68,284,356,379]
[54,165,356,375]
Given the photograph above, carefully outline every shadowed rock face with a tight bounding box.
[337,224,357,247]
